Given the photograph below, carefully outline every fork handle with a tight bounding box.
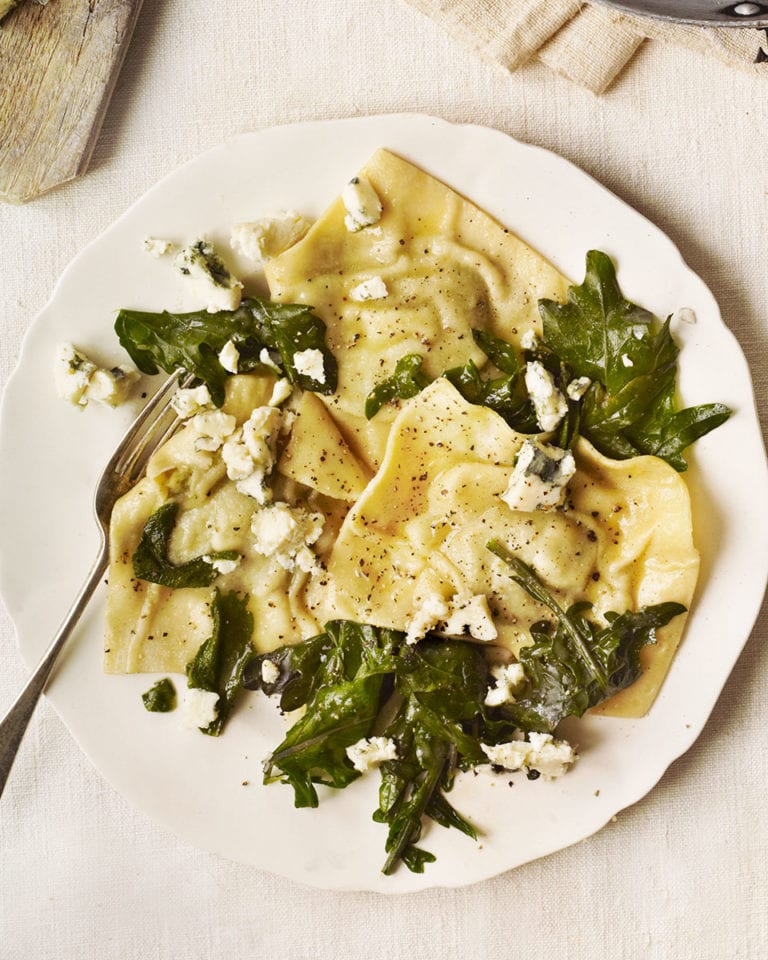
[0,547,108,800]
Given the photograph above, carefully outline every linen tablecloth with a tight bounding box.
[1,1,767,957]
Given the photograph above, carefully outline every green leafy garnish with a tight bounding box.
[487,539,686,731]
[115,296,338,406]
[244,559,683,876]
[539,250,730,469]
[443,357,536,432]
[141,678,177,713]
[186,589,255,736]
[248,623,489,874]
[365,339,537,431]
[374,639,487,874]
[364,354,432,419]
[132,502,239,589]
[364,252,729,469]
[258,621,401,807]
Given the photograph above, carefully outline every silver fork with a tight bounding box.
[0,371,190,800]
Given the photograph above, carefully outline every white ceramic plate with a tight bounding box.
[1,115,767,893]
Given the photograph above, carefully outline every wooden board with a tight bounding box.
[0,0,144,204]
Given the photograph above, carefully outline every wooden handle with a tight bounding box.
[0,0,144,204]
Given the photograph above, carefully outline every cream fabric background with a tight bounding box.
[405,0,768,92]
[1,1,767,957]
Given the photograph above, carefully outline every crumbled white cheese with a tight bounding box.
[222,406,282,504]
[54,342,138,408]
[83,366,138,407]
[520,330,538,351]
[189,410,237,452]
[230,212,311,264]
[524,361,568,432]
[501,438,576,512]
[218,339,240,374]
[260,659,280,685]
[259,348,281,373]
[405,593,451,645]
[346,736,398,773]
[350,276,388,302]
[180,688,220,730]
[172,384,214,419]
[293,348,326,384]
[672,307,697,326]
[174,239,243,312]
[342,176,382,232]
[268,378,293,407]
[621,354,634,368]
[202,554,241,576]
[481,732,575,779]
[484,662,526,707]
[566,376,591,401]
[441,595,498,642]
[251,502,324,572]
[143,237,173,258]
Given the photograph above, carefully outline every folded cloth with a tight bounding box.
[404,0,768,92]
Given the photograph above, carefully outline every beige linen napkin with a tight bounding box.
[405,0,768,92]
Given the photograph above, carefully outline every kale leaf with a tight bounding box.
[539,250,730,469]
[186,588,255,736]
[115,296,337,406]
[132,502,239,589]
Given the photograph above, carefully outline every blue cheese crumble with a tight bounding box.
[524,360,568,432]
[189,410,237,452]
[501,438,576,512]
[346,736,398,772]
[566,376,591,401]
[142,237,174,258]
[54,343,138,408]
[250,502,324,573]
[481,732,575,779]
[218,339,240,374]
[222,406,282,504]
[484,662,525,707]
[174,239,243,313]
[293,348,326,384]
[230,212,312,263]
[342,176,382,232]
[405,594,451,645]
[260,659,280,685]
[350,276,388,302]
[171,384,214,419]
[180,688,219,730]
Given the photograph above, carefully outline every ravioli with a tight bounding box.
[106,149,701,719]
[105,373,365,673]
[265,148,570,471]
[321,379,698,716]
